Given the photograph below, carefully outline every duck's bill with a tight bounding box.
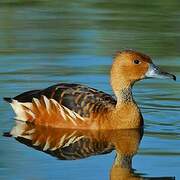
[145,63,176,81]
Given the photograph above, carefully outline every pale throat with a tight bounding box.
[110,67,135,105]
[115,87,133,104]
[112,79,134,104]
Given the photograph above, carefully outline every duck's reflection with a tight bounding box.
[7,121,175,180]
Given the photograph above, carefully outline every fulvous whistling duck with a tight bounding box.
[4,50,176,129]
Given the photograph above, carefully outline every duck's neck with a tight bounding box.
[108,67,142,128]
[114,86,133,105]
[111,78,135,106]
[108,82,142,129]
[110,63,135,106]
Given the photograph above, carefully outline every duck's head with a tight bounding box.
[111,50,176,93]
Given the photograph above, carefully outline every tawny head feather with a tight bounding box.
[111,50,152,93]
[111,49,176,99]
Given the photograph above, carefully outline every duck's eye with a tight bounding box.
[133,59,140,64]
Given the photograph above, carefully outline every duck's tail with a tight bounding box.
[9,96,85,128]
[3,97,13,103]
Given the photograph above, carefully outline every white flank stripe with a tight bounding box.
[63,136,77,147]
[21,102,33,110]
[73,136,84,143]
[43,137,50,151]
[11,100,27,121]
[63,135,85,147]
[26,129,35,134]
[26,110,35,119]
[10,121,26,137]
[66,114,77,126]
[21,135,32,140]
[59,106,67,121]
[50,147,58,151]
[75,113,85,121]
[63,105,85,121]
[33,98,40,108]
[33,140,41,146]
[42,96,50,114]
[59,134,66,147]
[67,131,77,139]
[14,116,27,122]
[63,106,77,119]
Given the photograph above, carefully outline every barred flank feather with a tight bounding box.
[10,96,85,128]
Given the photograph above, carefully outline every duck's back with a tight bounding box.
[10,83,116,118]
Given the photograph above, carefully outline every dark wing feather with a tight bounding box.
[13,90,42,101]
[9,83,116,117]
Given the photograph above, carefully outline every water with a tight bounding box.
[0,0,180,179]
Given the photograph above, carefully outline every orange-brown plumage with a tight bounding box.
[4,50,176,129]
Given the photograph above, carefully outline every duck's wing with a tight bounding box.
[4,83,116,118]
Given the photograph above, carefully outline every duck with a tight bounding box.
[4,50,176,129]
